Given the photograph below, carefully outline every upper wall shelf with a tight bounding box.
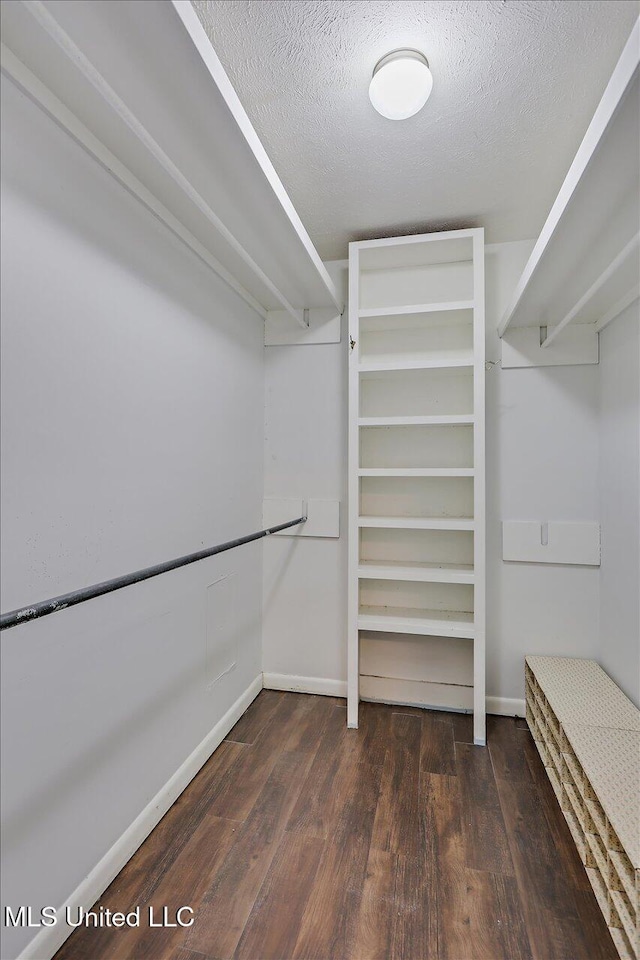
[0,0,340,325]
[498,19,640,343]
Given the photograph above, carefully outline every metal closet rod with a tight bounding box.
[0,516,307,632]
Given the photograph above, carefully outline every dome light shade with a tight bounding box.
[369,50,433,120]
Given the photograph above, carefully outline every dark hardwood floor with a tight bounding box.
[54,692,617,960]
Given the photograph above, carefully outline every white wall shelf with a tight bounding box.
[358,415,475,427]
[358,561,474,584]
[359,300,475,319]
[358,517,474,531]
[359,355,474,372]
[498,19,640,350]
[358,607,475,639]
[0,0,340,324]
[358,468,475,478]
[348,228,486,742]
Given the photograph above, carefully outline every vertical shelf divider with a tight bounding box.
[347,245,360,728]
[472,229,487,746]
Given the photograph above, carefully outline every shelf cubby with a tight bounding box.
[359,423,474,471]
[359,525,473,566]
[360,474,474,521]
[525,656,639,960]
[360,366,474,419]
[358,236,474,310]
[358,579,474,639]
[359,307,474,367]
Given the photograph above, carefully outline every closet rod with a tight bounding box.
[0,516,307,632]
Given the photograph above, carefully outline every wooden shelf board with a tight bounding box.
[359,300,474,319]
[358,516,474,531]
[358,605,475,639]
[358,561,474,584]
[358,415,474,427]
[359,353,474,373]
[358,468,474,478]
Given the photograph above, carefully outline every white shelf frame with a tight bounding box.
[347,228,486,743]
[358,468,474,478]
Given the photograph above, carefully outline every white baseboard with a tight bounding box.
[18,674,263,960]
[263,673,525,719]
[263,672,347,698]
[486,696,526,718]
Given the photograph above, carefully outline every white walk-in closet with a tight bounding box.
[1,3,638,960]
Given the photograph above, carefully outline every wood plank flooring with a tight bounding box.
[54,692,617,960]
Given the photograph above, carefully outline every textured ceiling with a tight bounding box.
[192,0,639,260]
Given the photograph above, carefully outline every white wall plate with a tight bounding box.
[263,498,340,538]
[501,325,599,368]
[503,520,601,565]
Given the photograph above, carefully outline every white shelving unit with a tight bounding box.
[348,228,486,744]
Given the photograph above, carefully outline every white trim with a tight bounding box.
[486,696,526,718]
[262,672,347,698]
[262,674,525,719]
[17,675,263,960]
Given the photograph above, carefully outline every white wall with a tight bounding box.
[262,241,603,709]
[0,79,264,959]
[262,263,348,691]
[598,302,640,706]
[486,243,601,703]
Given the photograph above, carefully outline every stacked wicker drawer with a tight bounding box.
[525,656,639,960]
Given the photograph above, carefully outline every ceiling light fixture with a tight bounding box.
[369,49,433,120]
